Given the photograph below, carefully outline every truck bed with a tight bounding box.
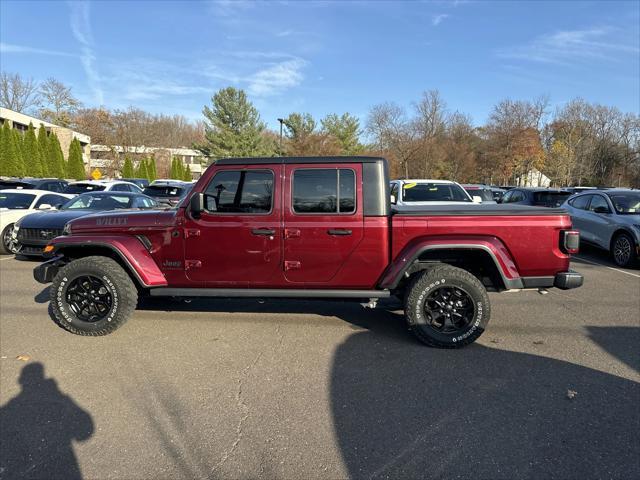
[392,204,567,216]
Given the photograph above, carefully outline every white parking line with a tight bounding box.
[574,256,640,278]
[0,256,14,261]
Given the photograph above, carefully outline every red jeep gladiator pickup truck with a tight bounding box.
[34,157,583,347]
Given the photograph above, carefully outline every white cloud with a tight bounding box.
[0,42,76,57]
[68,1,104,105]
[431,14,449,26]
[247,58,307,96]
[498,27,639,65]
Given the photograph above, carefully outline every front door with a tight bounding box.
[282,164,363,284]
[184,165,282,286]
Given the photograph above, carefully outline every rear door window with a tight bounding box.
[569,195,591,210]
[533,191,572,207]
[588,195,610,212]
[292,169,356,214]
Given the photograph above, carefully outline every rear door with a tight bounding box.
[183,164,283,286]
[283,164,363,283]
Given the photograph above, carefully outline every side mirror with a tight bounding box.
[472,195,483,203]
[189,192,205,217]
[593,206,610,214]
[38,203,53,210]
[54,203,63,209]
[390,194,397,205]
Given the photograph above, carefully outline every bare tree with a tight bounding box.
[39,78,82,127]
[0,72,41,113]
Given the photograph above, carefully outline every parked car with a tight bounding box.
[34,156,582,347]
[63,180,143,195]
[488,186,507,202]
[120,178,150,189]
[390,179,474,207]
[462,184,497,204]
[499,187,573,207]
[0,178,69,193]
[561,189,640,267]
[13,191,157,257]
[0,189,73,254]
[142,180,192,207]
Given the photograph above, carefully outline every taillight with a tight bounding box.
[561,230,580,254]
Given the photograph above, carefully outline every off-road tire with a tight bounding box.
[50,256,137,336]
[405,265,490,348]
[611,232,637,268]
[0,223,15,255]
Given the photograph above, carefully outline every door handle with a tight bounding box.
[252,228,275,236]
[327,229,352,236]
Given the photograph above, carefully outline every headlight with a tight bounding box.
[62,223,72,236]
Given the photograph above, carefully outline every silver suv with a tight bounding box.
[561,189,640,267]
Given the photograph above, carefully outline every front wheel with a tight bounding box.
[50,256,138,335]
[611,233,636,268]
[405,265,490,348]
[0,224,16,255]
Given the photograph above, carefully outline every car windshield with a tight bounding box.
[62,194,133,210]
[607,193,640,214]
[465,188,494,202]
[402,183,471,202]
[0,192,36,209]
[64,183,106,194]
[533,191,572,207]
[143,185,185,197]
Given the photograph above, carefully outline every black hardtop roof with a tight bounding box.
[215,156,386,166]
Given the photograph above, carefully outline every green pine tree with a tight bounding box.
[12,129,26,177]
[182,163,191,181]
[49,133,66,178]
[0,121,5,176]
[37,125,52,177]
[23,123,43,177]
[122,156,135,178]
[67,138,86,180]
[148,157,157,181]
[170,157,177,179]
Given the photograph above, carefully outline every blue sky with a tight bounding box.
[1,0,638,131]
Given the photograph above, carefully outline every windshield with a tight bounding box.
[143,185,185,197]
[608,193,640,214]
[465,188,494,202]
[402,183,471,202]
[62,194,133,210]
[533,191,572,207]
[0,192,36,209]
[64,184,106,194]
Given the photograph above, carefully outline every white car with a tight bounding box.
[0,189,73,254]
[390,179,476,207]
[64,180,143,194]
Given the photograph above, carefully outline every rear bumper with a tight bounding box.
[554,270,584,290]
[33,256,67,284]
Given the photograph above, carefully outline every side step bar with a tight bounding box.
[149,288,391,299]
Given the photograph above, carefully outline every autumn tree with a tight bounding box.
[198,87,274,158]
[0,72,40,113]
[67,138,86,180]
[39,78,82,127]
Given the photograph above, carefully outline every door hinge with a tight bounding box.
[185,260,202,270]
[185,229,200,238]
[284,260,301,271]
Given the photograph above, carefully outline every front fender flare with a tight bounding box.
[378,235,523,290]
[48,235,168,288]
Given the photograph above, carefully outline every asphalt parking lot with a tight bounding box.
[1,252,639,480]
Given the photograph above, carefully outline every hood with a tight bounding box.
[67,208,179,234]
[18,209,96,229]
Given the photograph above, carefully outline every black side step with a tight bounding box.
[149,288,390,299]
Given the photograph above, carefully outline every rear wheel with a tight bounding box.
[405,265,490,348]
[50,256,137,335]
[611,233,636,268]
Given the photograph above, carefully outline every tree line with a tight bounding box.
[2,72,638,187]
[119,156,192,182]
[0,121,85,180]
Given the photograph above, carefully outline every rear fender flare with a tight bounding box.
[378,236,523,290]
[49,235,167,288]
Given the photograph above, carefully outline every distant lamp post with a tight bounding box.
[277,118,285,156]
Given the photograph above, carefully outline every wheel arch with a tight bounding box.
[609,228,637,251]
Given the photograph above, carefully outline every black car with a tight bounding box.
[120,178,150,189]
[143,181,192,207]
[0,178,68,193]
[14,191,158,256]
[499,187,573,207]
